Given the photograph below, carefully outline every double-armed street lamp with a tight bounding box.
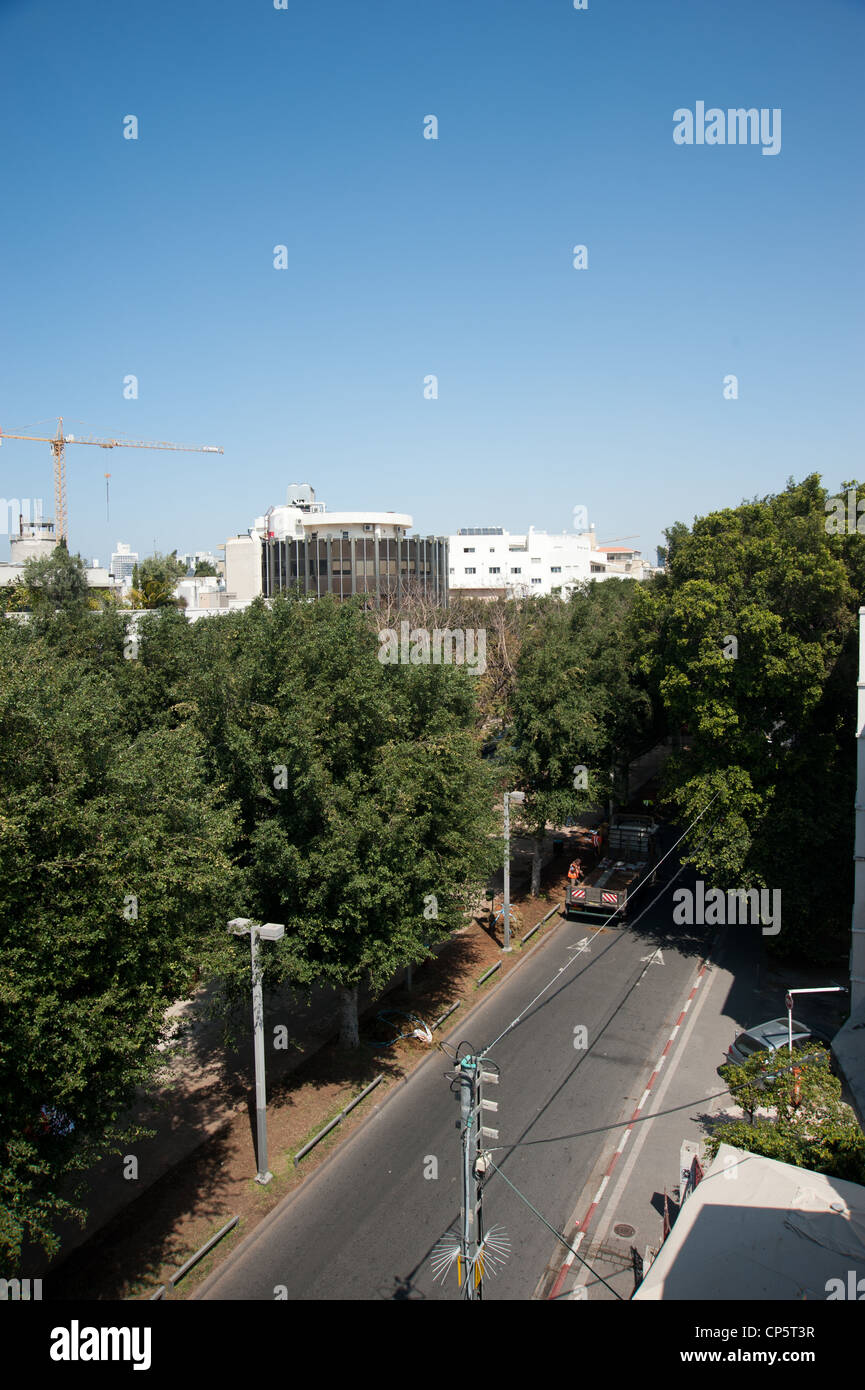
[502,790,526,952]
[228,918,285,1184]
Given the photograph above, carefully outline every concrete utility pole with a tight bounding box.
[228,918,285,1183]
[851,607,865,1012]
[502,790,525,952]
[457,1054,499,1299]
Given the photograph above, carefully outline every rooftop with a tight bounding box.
[634,1142,865,1300]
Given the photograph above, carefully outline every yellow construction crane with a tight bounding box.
[0,416,223,542]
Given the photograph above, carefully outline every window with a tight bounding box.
[465,567,476,575]
[489,547,496,553]
[463,547,475,553]
[550,566,561,573]
[532,577,542,585]
[590,563,605,573]
[531,556,541,564]
[449,567,455,575]
[511,567,522,574]
[489,567,501,574]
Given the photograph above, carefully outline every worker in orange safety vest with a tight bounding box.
[567,859,583,882]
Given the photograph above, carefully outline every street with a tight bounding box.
[198,847,732,1300]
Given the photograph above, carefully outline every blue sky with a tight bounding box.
[1,0,862,566]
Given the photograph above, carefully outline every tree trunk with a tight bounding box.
[338,985,360,1048]
[531,837,543,897]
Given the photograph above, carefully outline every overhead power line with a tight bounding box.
[484,1157,624,1299]
[480,789,723,1057]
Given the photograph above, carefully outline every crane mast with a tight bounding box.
[0,415,223,542]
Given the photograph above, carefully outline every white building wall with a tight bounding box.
[110,542,138,582]
[448,527,617,597]
[224,533,263,603]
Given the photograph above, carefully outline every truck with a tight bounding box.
[564,814,657,922]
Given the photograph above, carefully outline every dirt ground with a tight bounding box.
[44,832,595,1301]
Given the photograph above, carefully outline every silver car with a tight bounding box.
[725,1017,823,1067]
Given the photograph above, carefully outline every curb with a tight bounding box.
[540,927,725,1301]
[191,901,567,1299]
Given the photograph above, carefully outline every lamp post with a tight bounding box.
[784,986,846,1055]
[228,918,285,1183]
[503,790,526,952]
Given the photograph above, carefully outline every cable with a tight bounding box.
[484,1157,624,1299]
[480,790,723,1056]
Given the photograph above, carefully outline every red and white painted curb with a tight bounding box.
[547,957,710,1300]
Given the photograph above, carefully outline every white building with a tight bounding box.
[110,542,138,591]
[447,527,660,598]
[594,544,659,582]
[448,526,613,598]
[224,484,447,606]
[173,574,229,619]
[0,518,113,592]
[179,549,220,575]
[634,1143,865,1301]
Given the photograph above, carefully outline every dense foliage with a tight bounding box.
[2,471,863,1262]
[636,474,864,960]
[709,1047,865,1184]
[0,593,496,1260]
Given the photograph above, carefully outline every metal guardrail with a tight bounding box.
[476,961,502,986]
[150,1216,240,1296]
[293,1075,385,1166]
[432,1001,461,1030]
[522,900,563,943]
[169,1216,239,1287]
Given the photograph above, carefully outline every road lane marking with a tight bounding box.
[547,957,710,1300]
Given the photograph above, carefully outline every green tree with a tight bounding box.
[0,581,29,613]
[0,617,240,1264]
[193,560,218,577]
[130,551,187,609]
[636,475,860,958]
[709,1047,865,1184]
[21,543,90,614]
[157,595,499,1046]
[508,584,653,893]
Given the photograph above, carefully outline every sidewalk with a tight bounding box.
[544,922,851,1300]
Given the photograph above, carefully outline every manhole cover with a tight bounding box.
[613,1223,636,1239]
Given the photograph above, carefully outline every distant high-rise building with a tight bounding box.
[110,541,138,586]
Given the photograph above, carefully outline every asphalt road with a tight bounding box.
[200,851,713,1300]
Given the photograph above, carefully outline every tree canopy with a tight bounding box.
[710,1046,865,1185]
[636,474,862,958]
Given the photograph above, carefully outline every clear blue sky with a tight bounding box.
[1,0,862,566]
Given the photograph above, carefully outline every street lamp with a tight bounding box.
[228,918,285,1183]
[503,790,526,952]
[784,986,847,1055]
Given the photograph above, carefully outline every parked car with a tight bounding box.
[723,1017,832,1069]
